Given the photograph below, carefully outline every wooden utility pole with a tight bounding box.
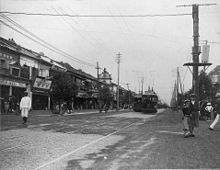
[141,77,144,94]
[0,86,1,131]
[179,3,215,109]
[116,53,121,111]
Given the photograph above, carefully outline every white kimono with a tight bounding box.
[20,96,31,117]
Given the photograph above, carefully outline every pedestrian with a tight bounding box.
[60,102,67,115]
[8,96,13,113]
[205,102,213,120]
[182,98,195,138]
[4,98,9,114]
[200,100,207,120]
[20,91,31,124]
[209,93,220,130]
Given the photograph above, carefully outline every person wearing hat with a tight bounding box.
[205,102,213,120]
[190,94,199,128]
[209,93,220,130]
[182,99,195,137]
[20,91,31,124]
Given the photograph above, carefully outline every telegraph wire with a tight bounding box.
[1,14,96,67]
[51,7,91,44]
[0,14,96,67]
[0,11,192,17]
[0,20,61,54]
[57,7,104,49]
[67,7,106,47]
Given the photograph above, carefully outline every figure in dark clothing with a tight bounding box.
[182,99,195,137]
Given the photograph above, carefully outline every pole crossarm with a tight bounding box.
[177,3,216,7]
[183,62,212,67]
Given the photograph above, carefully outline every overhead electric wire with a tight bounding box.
[52,7,87,42]
[0,19,62,54]
[0,14,96,67]
[54,7,102,49]
[67,7,106,47]
[1,15,95,67]
[0,11,192,17]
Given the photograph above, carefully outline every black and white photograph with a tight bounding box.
[0,0,220,169]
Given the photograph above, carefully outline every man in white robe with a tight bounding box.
[20,91,31,124]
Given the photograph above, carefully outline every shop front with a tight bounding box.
[32,77,52,110]
[32,90,50,110]
[75,90,89,109]
[0,77,28,114]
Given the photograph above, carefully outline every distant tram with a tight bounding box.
[133,91,158,113]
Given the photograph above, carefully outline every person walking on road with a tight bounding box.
[209,93,220,130]
[182,99,195,138]
[190,94,199,128]
[20,91,31,124]
[205,102,213,120]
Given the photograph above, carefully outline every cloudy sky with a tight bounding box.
[1,0,220,104]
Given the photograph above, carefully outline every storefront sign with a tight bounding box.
[33,77,52,90]
[0,78,26,88]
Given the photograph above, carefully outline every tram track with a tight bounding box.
[0,119,142,166]
[0,111,151,170]
[1,111,164,170]
[33,120,142,170]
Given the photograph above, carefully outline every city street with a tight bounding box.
[1,109,220,170]
[1,1,220,170]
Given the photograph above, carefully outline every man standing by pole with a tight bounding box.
[20,91,31,124]
[180,3,216,133]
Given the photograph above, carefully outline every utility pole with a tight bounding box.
[126,83,131,109]
[179,3,215,109]
[0,86,1,131]
[116,53,121,111]
[176,67,184,107]
[176,67,179,98]
[95,62,101,80]
[177,67,183,95]
[141,77,144,94]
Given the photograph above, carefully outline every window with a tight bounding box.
[20,65,30,79]
[11,68,20,76]
[38,68,49,77]
[0,59,9,69]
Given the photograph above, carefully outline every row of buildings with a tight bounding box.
[0,37,129,113]
[208,65,220,93]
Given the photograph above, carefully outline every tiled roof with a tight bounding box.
[0,37,40,60]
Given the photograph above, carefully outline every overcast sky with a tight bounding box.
[1,0,220,104]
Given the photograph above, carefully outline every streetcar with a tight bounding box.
[133,94,142,112]
[133,91,158,113]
